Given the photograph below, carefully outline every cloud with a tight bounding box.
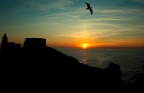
[94,8,144,15]
[133,0,144,3]
[22,0,73,12]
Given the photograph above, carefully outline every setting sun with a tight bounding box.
[81,43,89,49]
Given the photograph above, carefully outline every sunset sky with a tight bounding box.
[0,0,144,48]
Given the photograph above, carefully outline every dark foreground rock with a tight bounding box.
[0,47,121,92]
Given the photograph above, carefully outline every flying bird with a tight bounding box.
[85,2,93,15]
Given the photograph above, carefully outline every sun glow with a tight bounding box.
[81,43,89,49]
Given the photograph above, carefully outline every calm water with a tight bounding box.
[56,48,144,86]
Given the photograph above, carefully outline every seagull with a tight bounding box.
[85,2,93,15]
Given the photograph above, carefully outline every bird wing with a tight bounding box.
[89,8,93,15]
[85,2,90,7]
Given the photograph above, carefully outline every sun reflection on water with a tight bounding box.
[81,49,88,64]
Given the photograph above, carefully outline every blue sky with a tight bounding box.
[0,0,144,47]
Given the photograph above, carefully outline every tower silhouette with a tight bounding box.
[1,34,8,50]
[1,34,21,51]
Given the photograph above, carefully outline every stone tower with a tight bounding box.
[1,34,8,50]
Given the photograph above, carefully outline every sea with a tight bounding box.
[56,48,144,86]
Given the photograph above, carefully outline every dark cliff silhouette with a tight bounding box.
[0,34,121,92]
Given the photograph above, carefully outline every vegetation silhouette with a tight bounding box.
[0,34,121,92]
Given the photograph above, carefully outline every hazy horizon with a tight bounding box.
[1,0,144,48]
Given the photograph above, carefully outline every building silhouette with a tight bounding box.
[1,34,46,51]
[24,38,46,48]
[1,34,8,49]
[1,34,21,51]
